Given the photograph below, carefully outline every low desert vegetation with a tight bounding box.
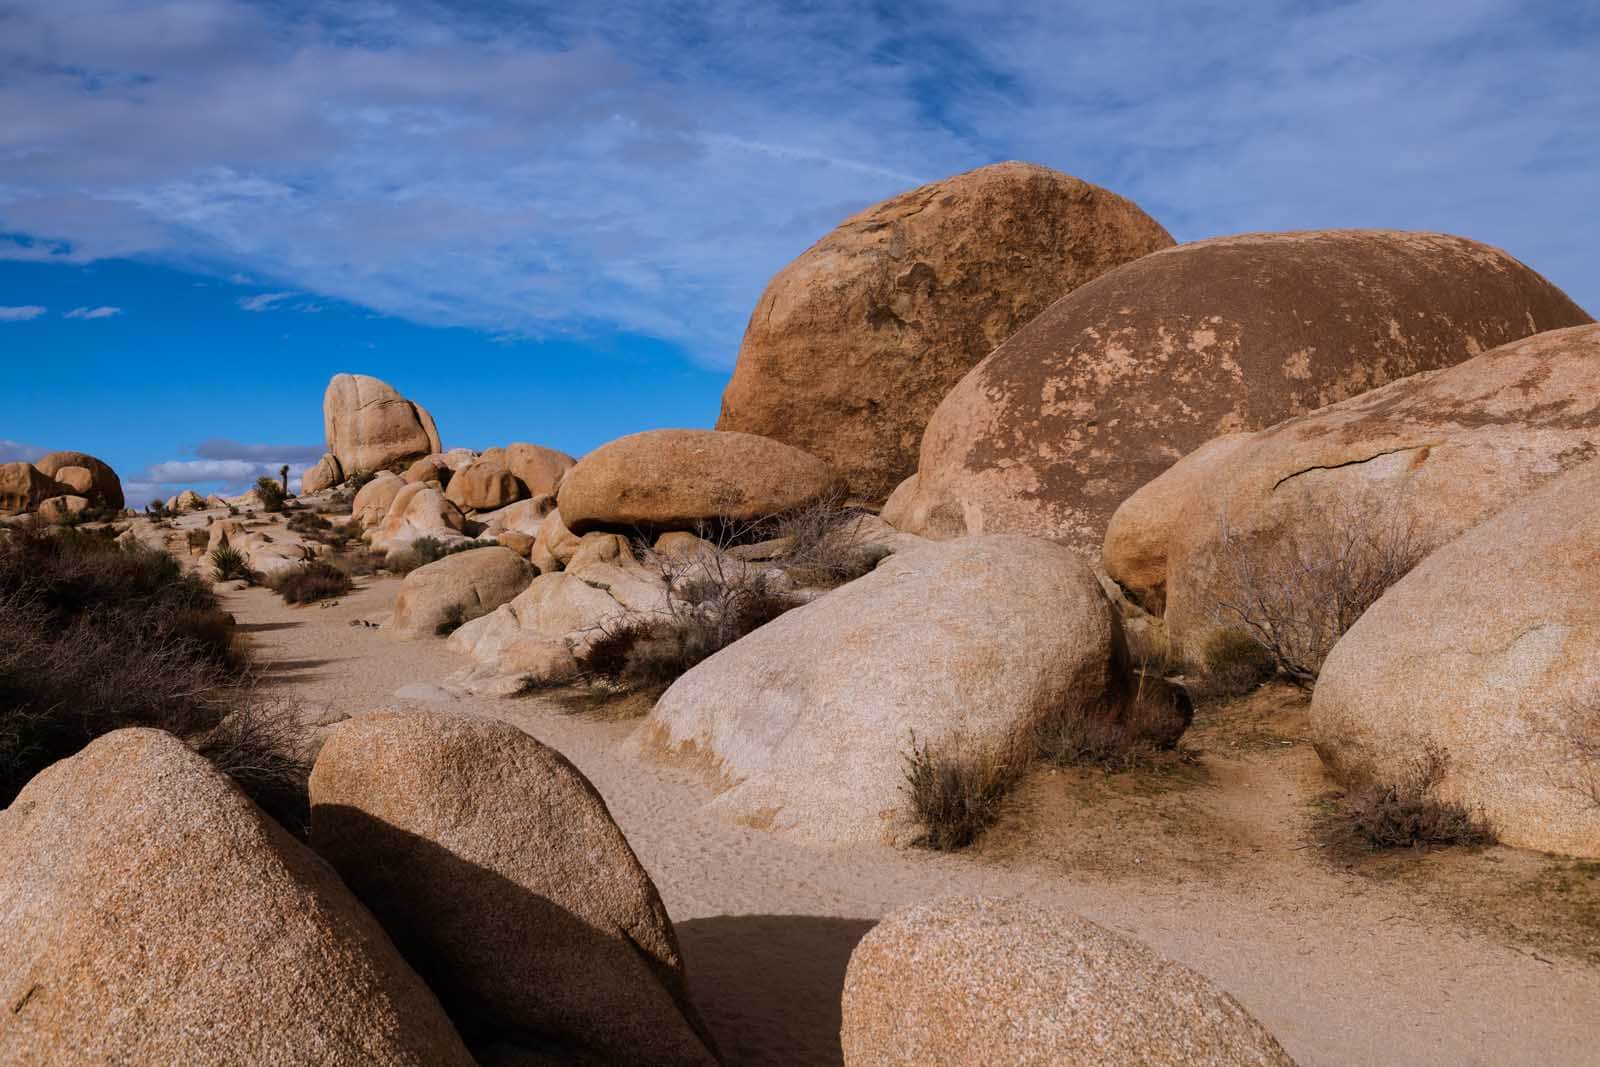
[384,536,497,575]
[1193,628,1279,702]
[268,560,354,605]
[1313,745,1494,854]
[901,733,1021,851]
[286,509,362,548]
[0,526,309,830]
[344,469,377,491]
[767,491,893,588]
[1210,499,1427,687]
[255,475,288,513]
[209,544,252,583]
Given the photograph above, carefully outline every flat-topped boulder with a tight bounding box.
[557,429,842,534]
[324,373,442,475]
[0,729,471,1065]
[717,162,1175,500]
[887,230,1592,549]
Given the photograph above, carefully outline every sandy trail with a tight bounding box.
[222,572,1600,1067]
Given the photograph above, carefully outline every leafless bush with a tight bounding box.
[768,490,892,588]
[1211,497,1428,686]
[1315,745,1494,853]
[1036,672,1193,772]
[901,732,1023,851]
[190,702,312,835]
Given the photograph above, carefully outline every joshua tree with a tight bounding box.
[279,464,290,496]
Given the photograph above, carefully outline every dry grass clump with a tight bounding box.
[1035,679,1193,773]
[768,491,892,588]
[269,560,353,605]
[1191,628,1278,702]
[0,526,308,828]
[1210,498,1427,686]
[1315,745,1494,854]
[901,733,1021,851]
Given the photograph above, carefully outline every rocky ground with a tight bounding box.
[220,568,1600,1067]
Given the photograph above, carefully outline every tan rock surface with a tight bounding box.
[1311,457,1600,857]
[639,535,1120,846]
[531,507,580,573]
[34,450,122,509]
[895,230,1592,549]
[717,162,1175,500]
[445,452,527,511]
[842,896,1295,1066]
[390,546,534,639]
[0,463,63,513]
[0,729,472,1065]
[302,452,344,494]
[310,712,718,1065]
[324,373,442,474]
[502,442,576,499]
[50,465,95,496]
[558,429,841,534]
[1162,323,1600,659]
[353,472,406,528]
[37,495,90,524]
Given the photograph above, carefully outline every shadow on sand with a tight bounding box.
[677,914,876,1067]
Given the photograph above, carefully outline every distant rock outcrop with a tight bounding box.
[886,230,1593,549]
[0,462,64,514]
[34,450,123,509]
[0,729,472,1065]
[557,429,841,535]
[323,373,442,475]
[310,712,718,1065]
[842,897,1296,1066]
[717,162,1175,500]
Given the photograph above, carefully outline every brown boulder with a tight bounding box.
[353,471,407,529]
[390,546,534,639]
[894,230,1593,549]
[302,452,343,493]
[310,712,718,1065]
[0,729,472,1065]
[50,465,95,496]
[1162,323,1600,661]
[717,162,1174,500]
[37,495,90,524]
[531,508,579,573]
[34,450,122,509]
[0,462,63,513]
[557,429,841,534]
[1311,457,1600,857]
[373,483,468,555]
[403,454,455,486]
[502,443,576,498]
[323,373,442,474]
[445,452,527,512]
[842,896,1294,1066]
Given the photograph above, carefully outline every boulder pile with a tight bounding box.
[0,449,124,520]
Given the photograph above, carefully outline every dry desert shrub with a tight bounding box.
[1035,679,1193,772]
[901,732,1023,852]
[269,560,354,605]
[0,526,308,827]
[767,489,892,588]
[1210,498,1427,687]
[1315,745,1494,854]
[1191,628,1278,702]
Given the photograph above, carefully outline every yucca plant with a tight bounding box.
[209,544,251,582]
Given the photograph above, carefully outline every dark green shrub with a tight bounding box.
[209,545,251,582]
[255,476,287,513]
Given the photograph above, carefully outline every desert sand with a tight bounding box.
[222,570,1600,1067]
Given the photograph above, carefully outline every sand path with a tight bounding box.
[223,573,1600,1067]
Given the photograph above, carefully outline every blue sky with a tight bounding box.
[2,0,1596,501]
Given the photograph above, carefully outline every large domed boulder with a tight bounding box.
[717,162,1175,500]
[372,483,468,555]
[0,729,472,1065]
[1311,458,1600,857]
[323,373,442,475]
[557,429,842,534]
[34,450,122,509]
[444,451,526,512]
[390,546,534,639]
[888,230,1592,549]
[352,471,406,528]
[310,712,718,1065]
[842,897,1295,1066]
[301,452,343,494]
[0,462,63,513]
[1161,324,1600,661]
[637,535,1122,846]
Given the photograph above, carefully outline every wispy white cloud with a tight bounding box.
[238,292,293,312]
[0,440,50,462]
[64,305,122,319]
[0,306,48,322]
[0,0,1594,364]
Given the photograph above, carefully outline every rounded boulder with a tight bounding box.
[323,373,442,475]
[717,162,1174,500]
[893,230,1592,548]
[390,546,534,639]
[557,428,842,534]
